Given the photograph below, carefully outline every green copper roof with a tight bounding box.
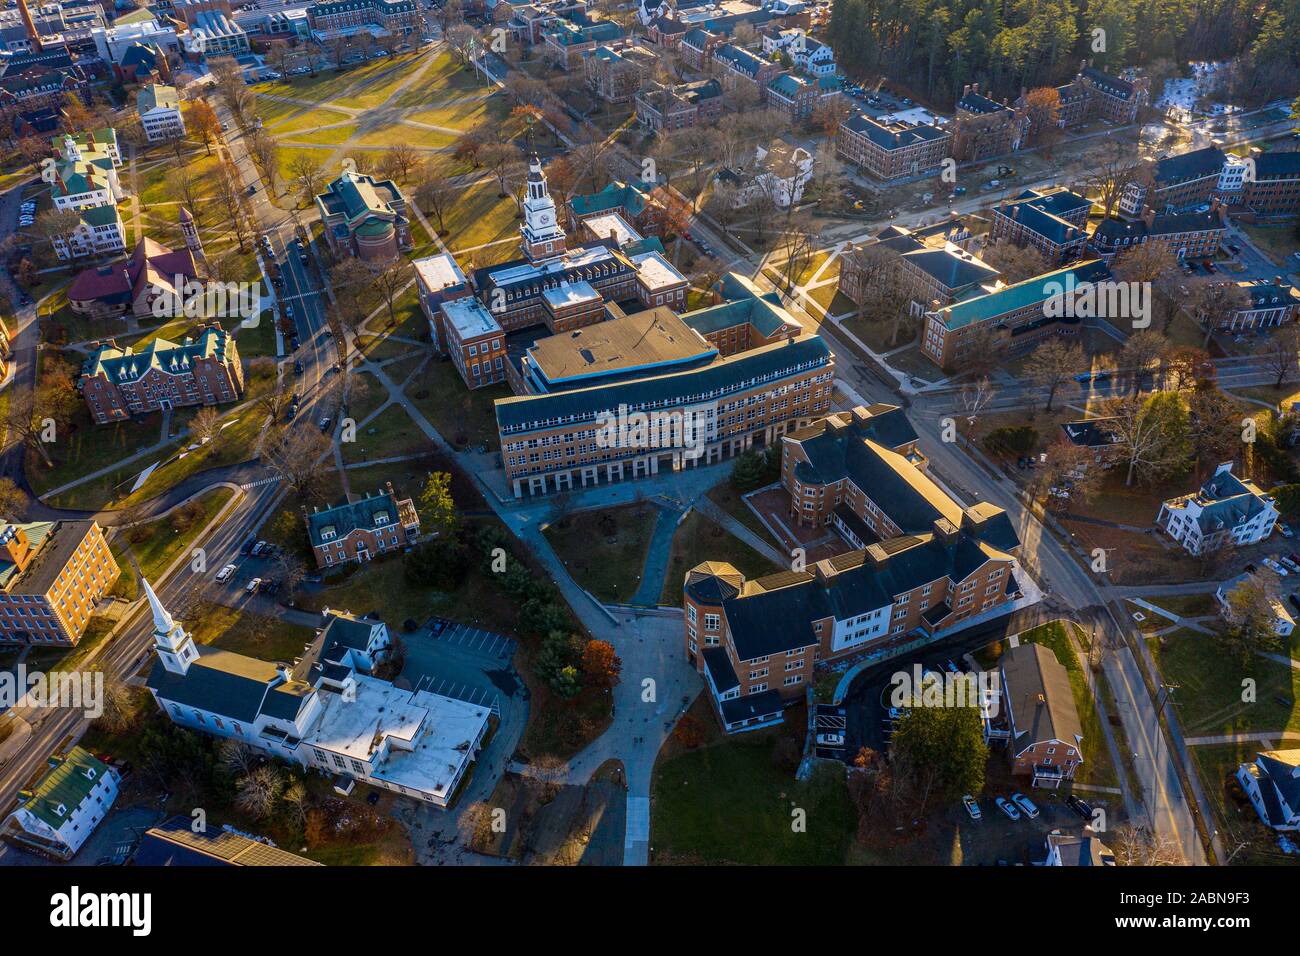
[22,747,112,829]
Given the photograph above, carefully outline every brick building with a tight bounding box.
[315,170,411,262]
[681,272,802,356]
[987,187,1091,265]
[839,218,995,315]
[305,0,418,39]
[634,77,722,131]
[921,260,1111,369]
[497,329,834,497]
[0,520,120,647]
[835,111,951,182]
[1090,203,1226,262]
[683,522,1019,733]
[439,297,507,389]
[952,85,1027,161]
[305,485,420,569]
[79,324,244,423]
[988,643,1084,787]
[1049,62,1148,128]
[582,42,657,103]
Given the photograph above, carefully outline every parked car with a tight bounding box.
[293,359,304,375]
[319,416,332,432]
[245,577,262,593]
[247,184,257,196]
[1263,557,1289,576]
[962,795,981,820]
[240,539,256,555]
[1281,556,1300,574]
[1011,792,1039,818]
[251,540,268,556]
[996,797,1021,820]
[215,564,237,582]
[1065,794,1093,820]
[815,731,845,748]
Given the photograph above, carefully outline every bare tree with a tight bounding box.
[1103,392,1191,487]
[234,764,285,820]
[257,425,332,498]
[379,143,420,184]
[1257,324,1300,390]
[288,152,324,209]
[190,406,223,446]
[218,738,259,777]
[1024,339,1085,411]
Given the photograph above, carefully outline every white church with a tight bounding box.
[142,578,490,807]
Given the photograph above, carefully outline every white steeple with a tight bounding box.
[521,153,566,261]
[144,576,196,675]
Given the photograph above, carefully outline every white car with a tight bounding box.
[996,797,1021,820]
[1263,558,1289,576]
[215,564,237,582]
[815,731,845,748]
[1280,524,1295,539]
[1281,556,1300,574]
[962,795,981,820]
[1011,792,1039,818]
[245,577,262,593]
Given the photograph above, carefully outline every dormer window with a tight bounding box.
[321,526,337,541]
[85,767,96,780]
[54,803,67,817]
[374,511,391,526]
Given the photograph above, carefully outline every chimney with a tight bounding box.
[16,0,41,52]
[156,49,173,83]
[933,517,960,544]
[1011,205,1020,219]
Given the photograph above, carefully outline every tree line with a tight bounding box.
[827,0,1300,106]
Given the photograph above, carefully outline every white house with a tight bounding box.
[1,747,119,861]
[719,140,815,209]
[1215,573,1296,637]
[791,35,835,76]
[142,577,489,807]
[1044,827,1115,865]
[137,83,185,143]
[1237,749,1300,831]
[1156,462,1279,555]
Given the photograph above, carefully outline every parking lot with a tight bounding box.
[400,620,522,722]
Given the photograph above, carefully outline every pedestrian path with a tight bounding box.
[629,504,682,607]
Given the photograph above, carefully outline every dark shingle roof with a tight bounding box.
[999,642,1083,756]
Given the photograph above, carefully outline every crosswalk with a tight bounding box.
[239,477,282,490]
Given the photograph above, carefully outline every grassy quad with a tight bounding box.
[542,505,660,604]
[659,511,781,606]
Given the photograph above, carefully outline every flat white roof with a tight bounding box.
[543,279,600,309]
[583,212,641,246]
[440,296,502,340]
[631,250,686,291]
[305,676,490,801]
[412,252,466,293]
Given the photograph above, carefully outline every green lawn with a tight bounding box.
[189,601,316,662]
[1148,593,1218,618]
[543,504,659,604]
[660,511,780,606]
[116,487,237,583]
[1015,620,1119,788]
[26,409,164,500]
[340,403,427,464]
[405,358,508,451]
[445,179,523,252]
[705,481,784,551]
[1147,627,1300,737]
[651,727,855,865]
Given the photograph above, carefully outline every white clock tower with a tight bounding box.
[521,154,566,261]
